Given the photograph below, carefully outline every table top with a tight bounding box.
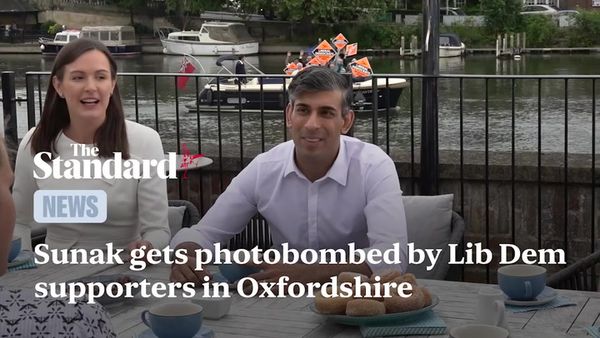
[1,261,598,338]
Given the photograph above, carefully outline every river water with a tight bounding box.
[2,53,599,156]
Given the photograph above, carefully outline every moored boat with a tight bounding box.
[39,30,80,55]
[161,22,259,56]
[185,56,408,113]
[80,25,141,56]
[439,33,466,58]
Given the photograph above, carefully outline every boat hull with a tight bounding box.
[40,42,142,56]
[161,39,259,56]
[186,78,408,113]
[439,43,466,58]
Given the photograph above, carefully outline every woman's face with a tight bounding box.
[53,50,116,125]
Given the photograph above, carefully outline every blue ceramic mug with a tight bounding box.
[141,303,203,338]
[8,237,21,262]
[497,264,546,301]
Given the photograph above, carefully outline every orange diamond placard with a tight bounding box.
[350,57,373,78]
[332,33,348,51]
[346,43,358,57]
[312,40,336,65]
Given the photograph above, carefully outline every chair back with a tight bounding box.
[168,200,201,237]
[227,214,272,250]
[547,250,600,291]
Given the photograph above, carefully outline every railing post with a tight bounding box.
[1,71,17,146]
[26,74,37,130]
[420,0,440,195]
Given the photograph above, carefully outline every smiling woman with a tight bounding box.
[11,38,170,256]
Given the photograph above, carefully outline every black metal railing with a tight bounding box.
[2,70,598,284]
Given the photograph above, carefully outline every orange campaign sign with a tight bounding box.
[350,57,373,78]
[284,62,302,75]
[307,57,324,66]
[346,43,358,57]
[332,33,348,50]
[312,40,336,64]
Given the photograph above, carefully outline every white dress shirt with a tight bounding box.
[171,135,408,273]
[13,120,170,250]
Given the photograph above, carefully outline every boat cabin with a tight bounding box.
[167,22,254,43]
[53,30,80,43]
[81,25,137,46]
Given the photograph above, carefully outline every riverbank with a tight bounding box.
[2,40,600,56]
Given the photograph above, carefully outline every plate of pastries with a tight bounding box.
[311,270,438,326]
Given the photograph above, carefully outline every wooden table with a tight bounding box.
[1,261,598,338]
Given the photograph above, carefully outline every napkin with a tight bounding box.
[360,311,447,337]
[7,251,37,272]
[585,326,600,338]
[506,296,576,313]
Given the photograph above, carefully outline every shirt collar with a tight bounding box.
[283,136,349,186]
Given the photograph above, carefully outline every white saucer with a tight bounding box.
[137,327,214,338]
[503,286,557,306]
[7,250,34,268]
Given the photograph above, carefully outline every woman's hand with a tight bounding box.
[126,239,154,261]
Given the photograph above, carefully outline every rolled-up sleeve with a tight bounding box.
[170,156,261,251]
[12,129,37,250]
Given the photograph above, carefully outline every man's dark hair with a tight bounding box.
[287,66,353,116]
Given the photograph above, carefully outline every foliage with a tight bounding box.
[571,10,600,46]
[40,21,57,35]
[164,0,225,15]
[441,23,495,48]
[48,23,63,35]
[112,0,147,25]
[239,0,391,23]
[481,0,524,35]
[522,15,558,48]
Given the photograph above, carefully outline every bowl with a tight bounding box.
[8,237,22,262]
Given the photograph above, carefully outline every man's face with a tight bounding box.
[286,90,354,165]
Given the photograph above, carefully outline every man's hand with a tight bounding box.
[169,242,211,287]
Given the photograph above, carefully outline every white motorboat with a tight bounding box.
[160,22,259,56]
[439,33,466,58]
[39,30,80,55]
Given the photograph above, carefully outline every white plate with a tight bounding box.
[310,294,439,326]
[7,250,34,268]
[503,286,557,306]
[137,327,214,338]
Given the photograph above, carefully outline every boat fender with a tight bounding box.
[40,44,45,51]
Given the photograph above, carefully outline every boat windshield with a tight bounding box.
[206,25,253,43]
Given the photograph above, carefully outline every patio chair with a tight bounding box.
[403,194,465,281]
[168,199,201,236]
[547,250,600,291]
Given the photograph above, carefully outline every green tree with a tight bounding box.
[164,0,225,29]
[112,0,147,26]
[240,0,390,23]
[482,0,524,35]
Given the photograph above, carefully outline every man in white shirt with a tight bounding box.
[170,66,408,284]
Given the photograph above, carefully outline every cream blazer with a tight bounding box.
[12,120,170,250]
